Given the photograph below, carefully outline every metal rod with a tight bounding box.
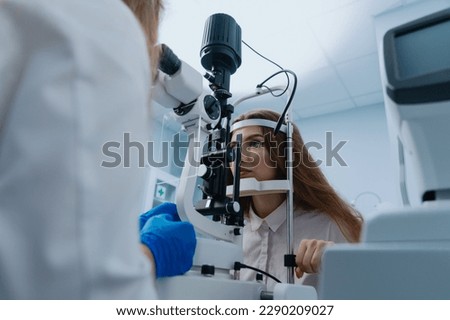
[286,112,295,284]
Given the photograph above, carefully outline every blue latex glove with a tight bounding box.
[140,202,196,278]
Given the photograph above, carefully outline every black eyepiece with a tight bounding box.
[159,43,182,76]
[200,13,242,75]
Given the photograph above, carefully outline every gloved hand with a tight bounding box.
[140,202,196,278]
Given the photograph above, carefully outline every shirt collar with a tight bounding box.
[247,201,287,232]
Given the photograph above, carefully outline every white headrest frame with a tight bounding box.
[231,119,287,134]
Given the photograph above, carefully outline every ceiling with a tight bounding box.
[154,0,424,123]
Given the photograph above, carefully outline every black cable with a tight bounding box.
[261,84,285,98]
[242,40,290,96]
[241,40,298,136]
[274,69,297,135]
[257,69,298,135]
[242,40,284,70]
[235,262,282,283]
[257,69,292,94]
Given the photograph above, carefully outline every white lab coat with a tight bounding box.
[0,0,157,299]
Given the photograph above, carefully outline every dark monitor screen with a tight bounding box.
[395,19,450,80]
[384,8,450,104]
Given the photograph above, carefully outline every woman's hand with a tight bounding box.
[295,239,334,279]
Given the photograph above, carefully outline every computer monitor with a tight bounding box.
[383,8,450,104]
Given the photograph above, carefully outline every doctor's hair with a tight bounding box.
[231,109,363,242]
[122,0,164,78]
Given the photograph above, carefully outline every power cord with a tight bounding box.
[241,40,298,136]
[242,40,289,98]
[234,261,281,283]
[256,69,297,135]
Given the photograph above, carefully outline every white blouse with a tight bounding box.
[241,200,348,291]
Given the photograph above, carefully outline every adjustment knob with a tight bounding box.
[201,265,215,276]
[203,95,220,120]
[226,201,240,214]
[198,164,213,180]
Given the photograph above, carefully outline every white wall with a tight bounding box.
[296,103,401,217]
